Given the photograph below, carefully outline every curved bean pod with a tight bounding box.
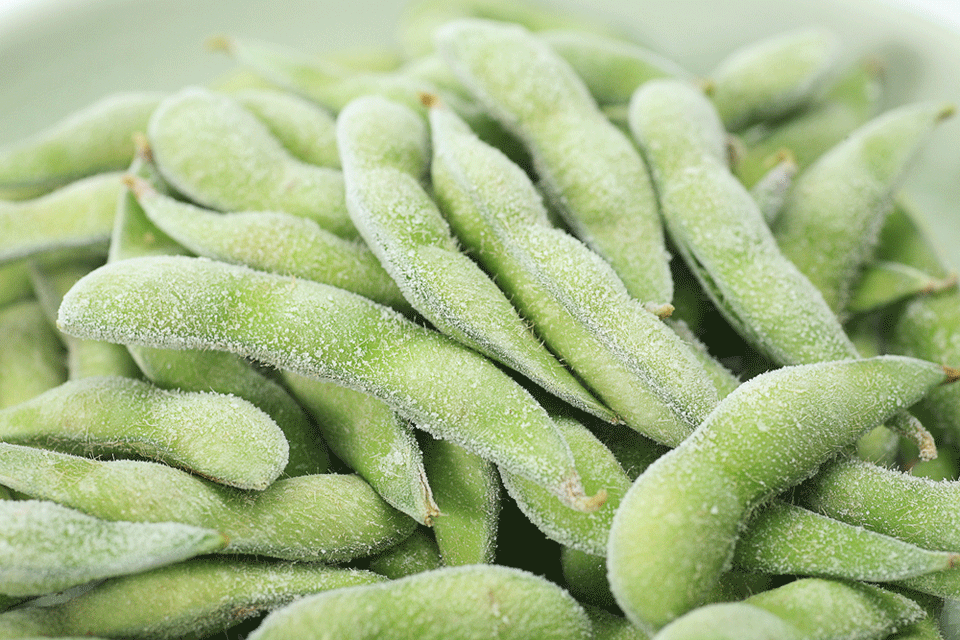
[436,19,672,305]
[0,443,414,561]
[0,557,385,640]
[606,356,953,632]
[0,376,289,491]
[0,499,227,597]
[428,99,720,445]
[147,87,355,238]
[282,372,439,525]
[56,255,602,512]
[0,261,33,308]
[0,92,163,199]
[247,564,591,640]
[847,261,956,315]
[367,527,443,579]
[0,300,65,409]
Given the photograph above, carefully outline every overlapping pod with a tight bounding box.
[772,100,954,315]
[0,300,65,408]
[124,175,409,311]
[0,500,227,597]
[0,557,385,640]
[606,356,954,633]
[652,578,924,640]
[336,94,612,422]
[0,92,163,199]
[0,172,123,263]
[367,527,443,579]
[146,87,355,238]
[427,99,719,445]
[0,376,290,490]
[435,18,673,305]
[0,443,415,561]
[56,255,603,512]
[247,565,592,640]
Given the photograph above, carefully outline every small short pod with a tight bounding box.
[247,565,592,640]
[606,356,954,633]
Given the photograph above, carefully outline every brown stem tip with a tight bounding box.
[943,365,960,384]
[419,92,441,109]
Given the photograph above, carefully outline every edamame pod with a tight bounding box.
[282,372,440,526]
[607,356,954,632]
[428,98,720,445]
[0,443,415,561]
[0,499,227,597]
[847,261,956,315]
[147,88,355,238]
[0,172,123,263]
[56,255,603,512]
[0,92,163,199]
[0,556,385,640]
[0,261,33,308]
[367,527,443,579]
[708,28,840,131]
[125,175,409,310]
[338,94,611,421]
[0,300,66,408]
[0,376,289,491]
[436,19,672,305]
[772,101,954,315]
[247,564,592,640]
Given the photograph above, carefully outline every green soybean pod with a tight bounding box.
[606,356,953,633]
[56,255,602,512]
[337,94,613,422]
[421,434,500,565]
[367,527,443,579]
[0,376,289,491]
[0,557,386,640]
[499,414,629,556]
[772,101,954,316]
[247,564,592,640]
[281,372,440,526]
[748,152,797,226]
[0,499,227,597]
[652,578,925,640]
[847,261,956,316]
[125,175,409,311]
[0,261,33,308]
[427,98,720,446]
[0,92,163,199]
[0,300,66,408]
[233,88,341,168]
[436,18,672,306]
[708,28,840,132]
[0,443,415,561]
[876,198,952,278]
[0,172,123,263]
[147,87,355,238]
[541,29,690,107]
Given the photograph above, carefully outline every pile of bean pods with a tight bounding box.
[3,0,960,637]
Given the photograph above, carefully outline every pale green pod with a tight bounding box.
[542,29,690,106]
[0,556,386,640]
[56,256,602,512]
[0,443,415,561]
[436,19,672,305]
[247,564,592,640]
[847,261,957,315]
[132,347,328,477]
[0,92,163,199]
[0,499,227,597]
[421,434,500,565]
[748,152,797,226]
[773,101,954,315]
[499,415,629,556]
[147,87,354,238]
[888,615,947,640]
[733,59,883,187]
[708,28,840,131]
[0,376,289,491]
[28,259,140,379]
[281,372,439,525]
[337,94,613,422]
[561,546,617,609]
[607,356,952,633]
[0,261,33,308]
[876,198,951,278]
[126,175,409,311]
[733,501,959,582]
[368,527,443,579]
[629,78,858,367]
[427,99,720,445]
[586,605,651,640]
[233,88,341,168]
[653,578,924,640]
[0,300,66,408]
[0,172,123,263]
